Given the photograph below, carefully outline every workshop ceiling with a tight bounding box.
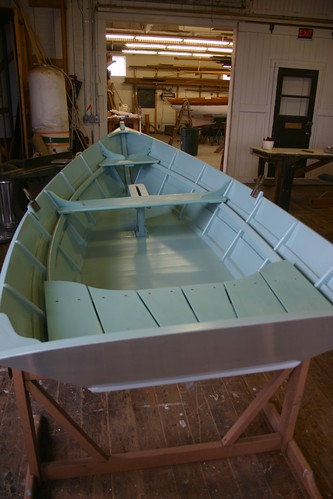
[106,23,233,66]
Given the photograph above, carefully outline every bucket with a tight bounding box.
[0,180,19,230]
[180,127,199,156]
[36,131,70,154]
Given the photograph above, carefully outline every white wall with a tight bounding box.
[228,22,333,181]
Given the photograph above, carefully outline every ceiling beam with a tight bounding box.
[124,76,229,89]
[97,2,333,30]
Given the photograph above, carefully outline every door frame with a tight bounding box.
[268,61,324,148]
[272,67,318,148]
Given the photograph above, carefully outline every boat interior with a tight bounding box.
[0,127,332,361]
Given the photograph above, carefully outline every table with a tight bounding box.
[108,115,140,133]
[251,147,333,210]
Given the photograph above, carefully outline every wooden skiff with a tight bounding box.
[0,123,332,392]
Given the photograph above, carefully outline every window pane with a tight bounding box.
[108,56,126,77]
[281,76,311,97]
[279,96,309,116]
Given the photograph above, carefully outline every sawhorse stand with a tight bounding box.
[13,360,321,498]
[169,99,192,146]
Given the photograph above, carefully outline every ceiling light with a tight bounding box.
[185,38,229,46]
[126,43,166,49]
[137,36,183,43]
[167,45,206,51]
[122,49,158,55]
[158,51,192,56]
[192,53,213,58]
[207,47,233,53]
[106,34,135,41]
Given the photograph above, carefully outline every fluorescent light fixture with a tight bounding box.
[207,47,233,53]
[122,49,157,55]
[192,53,213,57]
[106,33,233,58]
[167,45,206,51]
[136,35,183,43]
[158,51,191,56]
[185,38,229,46]
[106,34,135,41]
[126,43,166,49]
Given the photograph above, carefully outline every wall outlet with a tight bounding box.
[95,115,100,123]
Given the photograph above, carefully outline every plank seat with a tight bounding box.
[44,281,104,341]
[46,186,228,216]
[44,262,332,341]
[98,140,159,167]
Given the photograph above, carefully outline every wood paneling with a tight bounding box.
[227,23,333,181]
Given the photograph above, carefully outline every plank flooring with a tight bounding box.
[0,184,332,498]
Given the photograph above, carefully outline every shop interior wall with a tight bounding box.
[4,0,333,182]
[107,53,228,133]
[227,22,333,181]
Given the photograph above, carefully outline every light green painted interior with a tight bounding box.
[80,209,234,290]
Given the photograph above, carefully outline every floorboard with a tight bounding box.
[0,183,332,498]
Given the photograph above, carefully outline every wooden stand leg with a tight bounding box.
[13,370,41,480]
[279,359,310,450]
[13,361,321,498]
[12,370,41,498]
[264,360,321,498]
[27,379,108,463]
[24,415,42,499]
[222,367,292,447]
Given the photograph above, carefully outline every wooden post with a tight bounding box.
[60,0,68,73]
[12,370,41,482]
[278,359,311,451]
[144,114,150,135]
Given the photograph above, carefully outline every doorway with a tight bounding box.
[272,67,318,148]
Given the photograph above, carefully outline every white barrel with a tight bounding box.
[29,67,70,154]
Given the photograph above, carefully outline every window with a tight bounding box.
[137,88,155,108]
[107,56,126,77]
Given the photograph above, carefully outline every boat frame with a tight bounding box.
[14,360,321,498]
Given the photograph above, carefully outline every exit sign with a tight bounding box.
[298,28,313,39]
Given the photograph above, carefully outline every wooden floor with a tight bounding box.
[0,184,332,498]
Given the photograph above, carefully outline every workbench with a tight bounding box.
[108,115,140,133]
[251,147,333,210]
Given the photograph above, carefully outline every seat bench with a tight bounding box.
[47,185,228,237]
[46,186,228,215]
[98,140,159,168]
[44,261,332,341]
